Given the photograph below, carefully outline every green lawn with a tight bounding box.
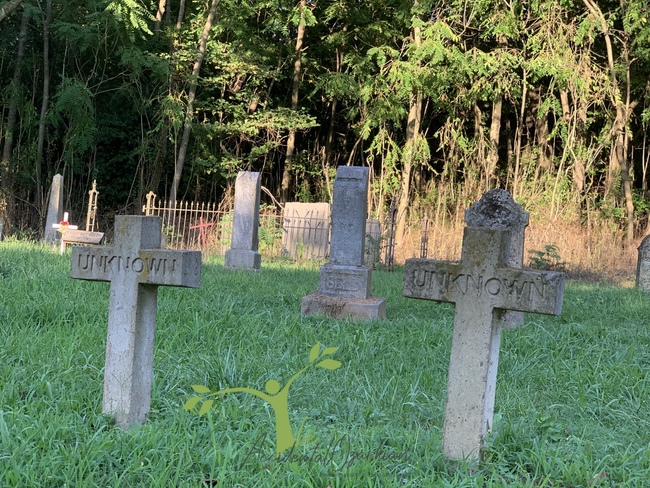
[0,241,649,487]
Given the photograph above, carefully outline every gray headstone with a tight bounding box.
[282,202,331,260]
[636,235,650,291]
[70,216,201,428]
[365,218,382,267]
[225,171,262,270]
[302,166,386,320]
[43,174,63,242]
[403,189,565,461]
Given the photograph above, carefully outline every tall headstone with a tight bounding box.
[43,174,63,242]
[282,202,331,260]
[225,171,262,270]
[70,216,201,428]
[636,234,650,291]
[301,166,386,320]
[403,189,565,460]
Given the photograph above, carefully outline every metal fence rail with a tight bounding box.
[142,192,393,267]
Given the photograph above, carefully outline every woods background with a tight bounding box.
[1,0,649,266]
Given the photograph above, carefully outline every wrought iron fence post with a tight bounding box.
[420,211,429,258]
[383,197,397,271]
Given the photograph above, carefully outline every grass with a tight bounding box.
[0,240,649,486]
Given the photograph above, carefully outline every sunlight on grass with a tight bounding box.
[1,241,649,486]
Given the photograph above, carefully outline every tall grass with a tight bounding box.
[1,240,649,486]
[400,215,638,285]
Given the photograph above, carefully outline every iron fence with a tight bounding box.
[142,192,394,267]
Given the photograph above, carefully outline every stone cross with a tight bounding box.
[224,171,262,270]
[44,173,64,242]
[301,166,386,320]
[70,215,201,428]
[636,234,650,291]
[190,216,214,252]
[402,189,565,460]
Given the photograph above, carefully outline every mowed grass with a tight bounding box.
[0,240,649,487]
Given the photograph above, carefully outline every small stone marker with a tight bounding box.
[636,234,650,291]
[302,166,386,320]
[282,202,331,260]
[403,189,565,460]
[224,171,262,270]
[70,215,201,428]
[44,174,64,242]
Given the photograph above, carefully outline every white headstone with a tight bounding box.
[403,189,565,460]
[301,166,386,320]
[70,215,202,428]
[225,171,262,270]
[282,202,331,260]
[43,174,63,242]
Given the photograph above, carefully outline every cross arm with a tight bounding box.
[70,247,201,288]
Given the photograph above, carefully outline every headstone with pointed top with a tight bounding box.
[403,189,565,460]
[44,174,64,242]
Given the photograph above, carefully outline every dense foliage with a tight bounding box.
[1,0,650,241]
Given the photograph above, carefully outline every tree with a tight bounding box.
[169,0,221,204]
[0,0,23,22]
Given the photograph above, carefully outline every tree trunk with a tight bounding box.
[169,0,220,204]
[154,0,166,32]
[583,0,635,244]
[0,0,23,22]
[395,21,423,239]
[0,6,28,229]
[280,0,307,203]
[486,34,507,189]
[486,94,502,188]
[36,0,52,217]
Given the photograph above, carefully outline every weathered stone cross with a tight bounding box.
[70,216,201,428]
[403,189,565,460]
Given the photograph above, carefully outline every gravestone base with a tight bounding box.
[224,249,261,270]
[318,264,371,299]
[301,292,386,320]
